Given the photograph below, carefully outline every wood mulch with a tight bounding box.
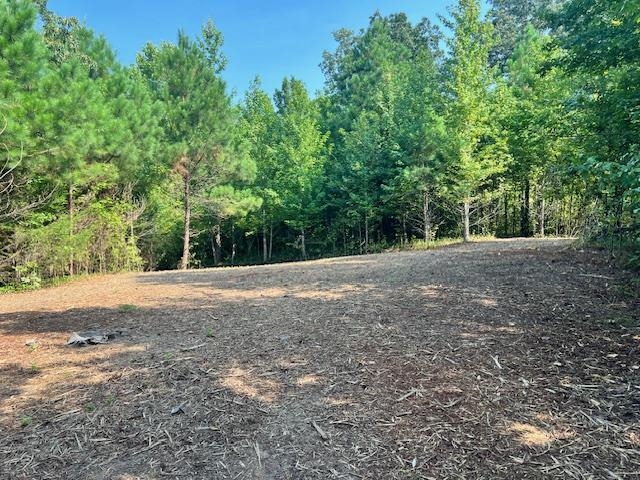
[0,238,638,479]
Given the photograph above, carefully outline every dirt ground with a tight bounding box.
[1,238,639,480]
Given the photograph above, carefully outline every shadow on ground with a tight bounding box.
[0,239,639,479]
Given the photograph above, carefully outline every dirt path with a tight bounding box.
[1,238,639,479]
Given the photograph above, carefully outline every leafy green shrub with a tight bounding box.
[13,262,41,289]
[13,198,143,284]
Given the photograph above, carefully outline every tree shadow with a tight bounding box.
[1,239,638,478]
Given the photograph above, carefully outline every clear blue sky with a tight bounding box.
[46,1,482,98]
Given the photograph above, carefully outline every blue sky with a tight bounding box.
[46,1,474,98]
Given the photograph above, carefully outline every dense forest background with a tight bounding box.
[0,0,638,287]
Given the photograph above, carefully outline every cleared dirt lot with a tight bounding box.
[1,238,639,479]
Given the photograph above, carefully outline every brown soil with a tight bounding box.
[1,238,639,479]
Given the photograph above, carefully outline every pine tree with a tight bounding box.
[239,78,279,262]
[443,0,506,242]
[0,0,48,278]
[500,27,568,236]
[273,77,327,260]
[551,0,640,250]
[137,21,256,269]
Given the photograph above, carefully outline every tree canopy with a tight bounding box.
[1,0,638,286]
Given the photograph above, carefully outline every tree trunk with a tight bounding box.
[262,210,267,263]
[402,214,407,246]
[520,179,531,237]
[423,190,431,243]
[331,225,336,254]
[300,227,307,260]
[212,224,221,265]
[539,195,545,238]
[269,223,273,261]
[180,174,191,270]
[231,224,236,266]
[567,194,574,236]
[503,192,509,237]
[215,227,221,264]
[343,229,347,256]
[68,183,74,276]
[125,183,134,239]
[463,200,471,242]
[364,215,369,252]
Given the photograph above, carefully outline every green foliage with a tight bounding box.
[118,304,138,312]
[488,0,556,68]
[137,21,256,269]
[13,261,41,289]
[442,0,508,240]
[0,0,636,282]
[273,78,328,229]
[402,235,495,251]
[319,13,448,251]
[16,198,143,279]
[497,26,572,236]
[550,0,640,262]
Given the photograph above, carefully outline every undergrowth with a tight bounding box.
[397,235,495,252]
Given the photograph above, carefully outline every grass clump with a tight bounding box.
[401,235,495,252]
[118,304,138,312]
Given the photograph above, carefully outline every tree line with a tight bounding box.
[0,0,638,287]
